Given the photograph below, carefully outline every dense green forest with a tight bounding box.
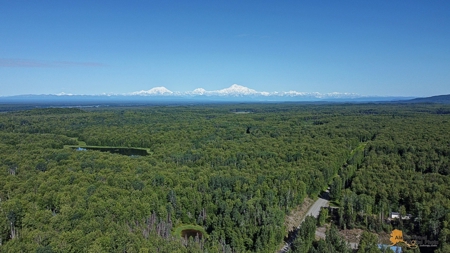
[0,103,449,252]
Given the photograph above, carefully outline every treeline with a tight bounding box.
[0,103,449,252]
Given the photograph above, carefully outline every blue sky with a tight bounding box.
[1,1,449,97]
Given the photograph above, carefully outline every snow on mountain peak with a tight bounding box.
[131,86,173,96]
[191,88,207,95]
[56,92,74,96]
[127,84,362,99]
[215,84,258,96]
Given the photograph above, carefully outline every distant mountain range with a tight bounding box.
[404,94,450,104]
[0,84,419,103]
[1,84,449,105]
[128,84,370,99]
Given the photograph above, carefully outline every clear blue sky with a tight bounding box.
[1,0,449,97]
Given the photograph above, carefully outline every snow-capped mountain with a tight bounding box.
[0,84,416,104]
[128,84,361,99]
[130,86,173,96]
[190,88,207,95]
[212,84,259,96]
[182,85,258,97]
[4,84,414,103]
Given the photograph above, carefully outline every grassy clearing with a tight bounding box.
[69,137,86,146]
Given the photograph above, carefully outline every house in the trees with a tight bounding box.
[389,212,412,220]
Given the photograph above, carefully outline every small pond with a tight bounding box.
[181,229,203,240]
[75,147,149,156]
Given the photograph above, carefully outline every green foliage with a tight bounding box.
[309,225,352,253]
[357,231,381,253]
[291,216,317,253]
[318,208,328,226]
[0,103,449,251]
[329,176,342,201]
[36,245,55,253]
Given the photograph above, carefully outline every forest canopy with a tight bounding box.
[0,103,449,252]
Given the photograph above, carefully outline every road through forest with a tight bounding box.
[278,191,330,253]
